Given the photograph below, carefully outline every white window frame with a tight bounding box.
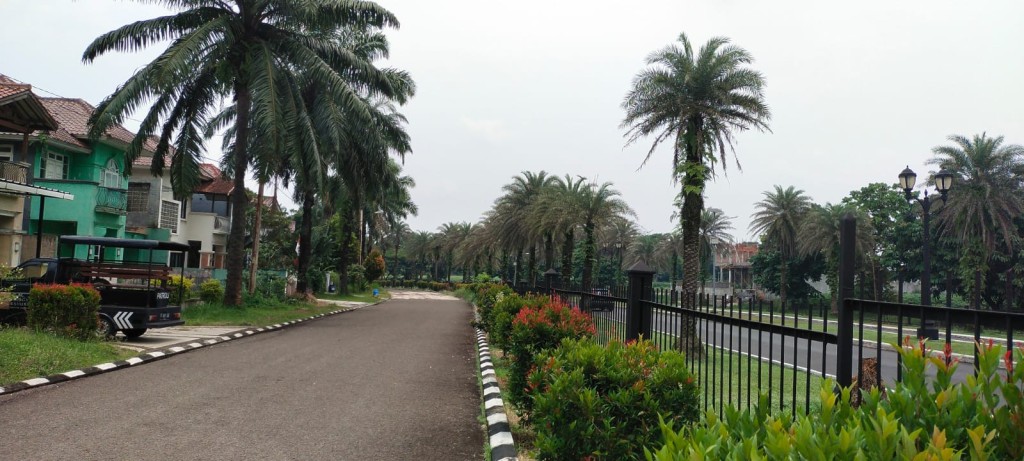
[102,158,121,188]
[0,145,13,163]
[41,151,67,180]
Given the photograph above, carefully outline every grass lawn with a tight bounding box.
[0,327,137,385]
[183,288,382,326]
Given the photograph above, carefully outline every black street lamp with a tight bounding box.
[898,166,954,307]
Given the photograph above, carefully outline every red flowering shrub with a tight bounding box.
[26,284,102,341]
[528,338,699,460]
[506,299,595,409]
[490,293,550,350]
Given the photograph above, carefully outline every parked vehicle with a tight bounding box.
[0,235,189,338]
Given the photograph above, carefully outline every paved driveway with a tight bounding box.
[0,292,482,460]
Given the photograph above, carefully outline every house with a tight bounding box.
[128,159,232,270]
[714,241,758,289]
[0,75,75,266]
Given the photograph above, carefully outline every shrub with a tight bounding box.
[474,283,513,329]
[646,339,1024,460]
[348,264,367,292]
[163,275,194,304]
[528,338,699,460]
[491,293,550,350]
[506,299,595,409]
[252,272,287,301]
[26,284,101,341]
[199,279,224,303]
[364,249,385,282]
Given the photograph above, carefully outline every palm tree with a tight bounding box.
[84,0,405,305]
[928,133,1024,308]
[621,32,771,309]
[656,230,684,293]
[493,171,557,286]
[700,207,735,287]
[535,175,588,285]
[749,186,812,307]
[797,203,874,312]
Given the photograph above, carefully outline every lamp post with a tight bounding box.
[614,241,623,292]
[898,166,954,307]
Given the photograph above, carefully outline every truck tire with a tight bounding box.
[123,328,147,339]
[97,315,116,338]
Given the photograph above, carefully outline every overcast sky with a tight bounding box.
[2,0,1021,241]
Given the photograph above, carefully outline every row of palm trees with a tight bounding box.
[84,0,418,304]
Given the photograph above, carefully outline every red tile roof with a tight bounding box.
[0,74,59,132]
[195,163,234,195]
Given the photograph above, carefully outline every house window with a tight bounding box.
[102,158,122,188]
[0,145,13,163]
[160,200,179,234]
[127,183,150,212]
[180,199,188,219]
[190,193,230,217]
[40,151,67,180]
[169,252,184,268]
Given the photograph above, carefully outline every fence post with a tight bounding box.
[544,268,559,290]
[625,261,656,341]
[836,213,856,389]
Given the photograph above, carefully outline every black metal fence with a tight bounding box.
[512,215,1024,418]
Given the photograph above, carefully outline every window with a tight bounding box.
[169,252,184,268]
[180,199,188,219]
[127,183,150,212]
[102,158,121,188]
[40,151,67,180]
[190,193,230,217]
[160,200,179,233]
[0,145,13,163]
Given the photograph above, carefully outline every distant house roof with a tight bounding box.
[0,74,58,133]
[39,97,161,153]
[195,163,234,195]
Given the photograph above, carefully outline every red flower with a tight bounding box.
[1005,350,1014,376]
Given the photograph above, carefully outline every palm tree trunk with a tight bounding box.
[544,233,554,271]
[561,230,574,286]
[678,131,705,358]
[392,234,400,282]
[581,223,596,292]
[780,259,788,312]
[338,209,354,295]
[528,244,537,287]
[248,180,265,294]
[224,81,251,306]
[295,189,314,297]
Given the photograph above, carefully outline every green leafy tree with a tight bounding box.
[364,248,385,282]
[797,203,874,312]
[84,0,404,305]
[750,248,825,301]
[749,186,812,308]
[841,183,922,300]
[928,133,1024,308]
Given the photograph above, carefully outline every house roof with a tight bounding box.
[0,74,59,133]
[195,163,234,195]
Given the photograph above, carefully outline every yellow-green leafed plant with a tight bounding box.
[646,338,1023,460]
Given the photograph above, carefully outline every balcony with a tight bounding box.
[95,186,127,215]
[0,161,28,184]
[213,215,230,234]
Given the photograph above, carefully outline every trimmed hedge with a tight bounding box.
[529,338,700,461]
[27,284,102,341]
[199,279,224,303]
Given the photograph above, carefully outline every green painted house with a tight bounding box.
[21,97,154,260]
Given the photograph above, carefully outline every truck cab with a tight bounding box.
[0,236,189,339]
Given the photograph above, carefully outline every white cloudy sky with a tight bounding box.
[2,0,1021,240]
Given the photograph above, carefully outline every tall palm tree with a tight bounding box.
[749,186,812,307]
[928,133,1024,308]
[700,207,735,286]
[84,0,404,305]
[563,180,634,293]
[621,32,771,310]
[656,230,684,293]
[493,171,557,286]
[535,175,588,285]
[797,203,874,312]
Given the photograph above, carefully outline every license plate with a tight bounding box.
[159,313,169,320]
[156,292,170,300]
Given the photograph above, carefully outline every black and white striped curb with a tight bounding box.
[477,329,517,461]
[0,303,375,396]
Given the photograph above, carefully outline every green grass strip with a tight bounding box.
[0,328,136,384]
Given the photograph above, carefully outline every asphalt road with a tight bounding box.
[0,293,483,460]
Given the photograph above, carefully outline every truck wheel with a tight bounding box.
[123,329,147,339]
[97,315,116,339]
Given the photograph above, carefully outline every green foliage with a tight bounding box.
[165,275,194,304]
[472,282,514,331]
[474,272,493,283]
[249,272,288,302]
[528,338,700,461]
[646,340,1024,460]
[198,279,224,303]
[506,299,595,410]
[489,293,551,351]
[26,284,101,341]
[750,248,825,300]
[347,264,367,292]
[364,249,386,282]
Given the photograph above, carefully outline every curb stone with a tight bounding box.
[0,301,379,396]
[477,329,517,461]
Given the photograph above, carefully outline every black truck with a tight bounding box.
[0,235,189,338]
